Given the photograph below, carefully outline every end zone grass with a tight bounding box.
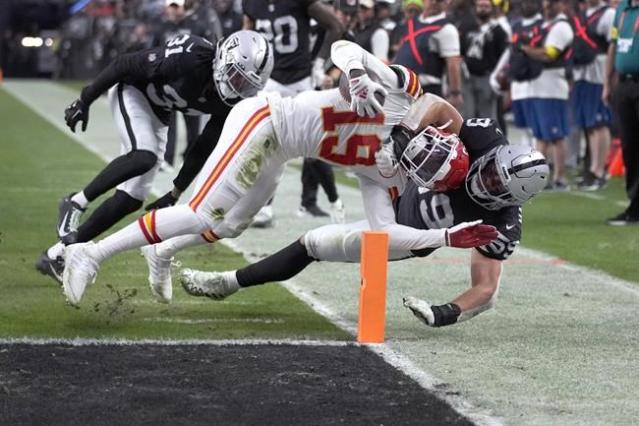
[0,87,348,341]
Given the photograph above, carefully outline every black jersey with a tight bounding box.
[81,35,231,124]
[395,118,521,261]
[243,0,315,84]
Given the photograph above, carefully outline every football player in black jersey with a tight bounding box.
[243,0,346,226]
[35,31,274,291]
[179,118,549,328]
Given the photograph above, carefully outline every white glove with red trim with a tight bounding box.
[375,141,398,178]
[348,73,388,118]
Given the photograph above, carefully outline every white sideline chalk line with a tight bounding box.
[142,317,285,324]
[0,337,352,347]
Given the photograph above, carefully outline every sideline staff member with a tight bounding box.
[604,0,639,225]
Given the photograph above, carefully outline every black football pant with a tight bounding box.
[165,112,201,166]
[301,158,339,208]
[614,78,639,217]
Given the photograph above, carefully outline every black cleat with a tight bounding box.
[297,205,329,218]
[56,193,85,238]
[35,251,64,286]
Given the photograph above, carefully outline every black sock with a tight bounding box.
[236,240,315,287]
[76,190,142,242]
[83,150,156,201]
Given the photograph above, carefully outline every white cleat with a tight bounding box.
[180,268,240,300]
[62,242,99,306]
[141,245,173,304]
[329,198,346,224]
[251,205,274,228]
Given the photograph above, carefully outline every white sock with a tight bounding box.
[90,205,208,263]
[47,241,65,259]
[71,191,89,209]
[226,271,239,287]
[156,234,209,259]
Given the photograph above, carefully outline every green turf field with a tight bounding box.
[0,87,348,340]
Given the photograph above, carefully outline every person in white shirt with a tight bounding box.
[519,0,574,190]
[393,0,464,109]
[571,0,615,190]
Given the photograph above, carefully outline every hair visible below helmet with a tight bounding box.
[213,30,274,105]
[392,125,469,191]
[465,145,549,210]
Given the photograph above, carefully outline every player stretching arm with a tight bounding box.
[181,120,549,327]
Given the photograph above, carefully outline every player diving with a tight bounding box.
[59,40,499,306]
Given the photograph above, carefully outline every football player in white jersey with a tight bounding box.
[60,40,497,306]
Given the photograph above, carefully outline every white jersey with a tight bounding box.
[266,67,419,191]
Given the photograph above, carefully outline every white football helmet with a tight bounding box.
[466,144,549,210]
[213,30,274,105]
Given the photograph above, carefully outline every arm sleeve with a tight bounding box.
[432,24,461,57]
[80,50,159,105]
[172,116,225,192]
[330,40,399,88]
[544,21,574,51]
[371,28,390,62]
[358,174,447,251]
[599,8,616,41]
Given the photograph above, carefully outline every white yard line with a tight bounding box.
[0,337,353,346]
[141,317,285,324]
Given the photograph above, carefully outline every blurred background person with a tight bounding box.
[215,0,243,37]
[570,0,614,191]
[491,0,543,146]
[519,0,574,190]
[393,0,463,109]
[243,0,345,227]
[376,0,399,35]
[461,0,509,120]
[389,0,423,58]
[353,0,390,61]
[603,0,639,225]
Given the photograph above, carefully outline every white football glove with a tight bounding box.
[375,141,398,178]
[403,296,436,326]
[311,58,326,89]
[348,73,388,117]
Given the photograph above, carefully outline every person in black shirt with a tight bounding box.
[36,31,274,292]
[461,0,509,120]
[215,0,243,37]
[179,118,550,328]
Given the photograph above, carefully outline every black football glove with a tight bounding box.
[145,191,179,211]
[64,98,89,132]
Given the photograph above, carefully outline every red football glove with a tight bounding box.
[445,220,498,248]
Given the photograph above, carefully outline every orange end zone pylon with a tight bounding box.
[358,231,389,343]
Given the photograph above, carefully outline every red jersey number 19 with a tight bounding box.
[319,107,385,166]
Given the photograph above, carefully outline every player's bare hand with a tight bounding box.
[145,191,179,211]
[64,98,89,133]
[445,220,498,248]
[348,72,387,118]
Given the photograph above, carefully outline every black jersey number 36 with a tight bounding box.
[255,16,299,54]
